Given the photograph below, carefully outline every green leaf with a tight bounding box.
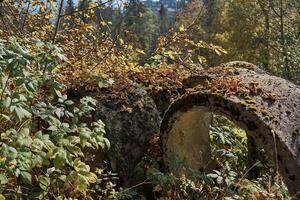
[48,116,61,126]
[0,114,10,121]
[7,59,17,70]
[19,128,30,135]
[64,100,74,105]
[2,97,11,108]
[32,155,44,167]
[207,173,218,178]
[66,144,82,156]
[15,78,25,86]
[217,176,223,184]
[18,94,27,101]
[26,82,36,92]
[14,106,32,121]
[38,176,50,191]
[179,24,186,32]
[16,133,32,147]
[55,90,62,98]
[78,171,97,184]
[1,145,18,159]
[74,158,89,172]
[30,191,47,200]
[53,149,67,169]
[20,171,32,185]
[103,138,110,150]
[254,161,263,168]
[0,174,8,185]
[47,125,57,131]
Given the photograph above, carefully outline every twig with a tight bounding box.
[272,130,279,183]
[269,0,281,18]
[6,3,23,33]
[1,73,11,101]
[142,2,205,67]
[119,180,152,194]
[52,0,64,44]
[291,190,300,199]
[235,161,261,190]
[20,0,31,33]
[0,4,9,34]
[59,0,113,18]
[160,53,190,69]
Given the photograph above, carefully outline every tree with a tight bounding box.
[64,0,75,27]
[159,4,169,34]
[222,0,300,82]
[78,0,91,22]
[181,0,300,82]
[257,0,271,71]
[123,0,159,54]
[65,0,75,15]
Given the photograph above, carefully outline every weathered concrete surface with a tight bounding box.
[92,85,161,186]
[68,83,161,186]
[161,64,300,196]
[165,107,212,173]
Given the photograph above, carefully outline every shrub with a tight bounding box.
[0,38,110,199]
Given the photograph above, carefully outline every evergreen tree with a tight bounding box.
[78,0,91,22]
[159,4,169,34]
[79,0,90,10]
[202,0,219,31]
[95,5,115,32]
[65,0,75,15]
[123,0,159,53]
[63,0,75,27]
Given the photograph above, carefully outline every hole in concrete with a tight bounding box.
[165,110,289,197]
[209,114,289,196]
[285,167,290,174]
[289,175,296,181]
[246,121,258,131]
[209,114,248,174]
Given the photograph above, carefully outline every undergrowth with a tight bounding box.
[142,115,290,200]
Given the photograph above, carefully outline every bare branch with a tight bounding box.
[59,0,113,18]
[0,4,10,34]
[20,0,31,33]
[269,0,281,17]
[52,0,64,44]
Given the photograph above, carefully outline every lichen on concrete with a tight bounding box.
[161,62,300,196]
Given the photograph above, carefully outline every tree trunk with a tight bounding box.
[258,0,270,71]
[279,0,290,79]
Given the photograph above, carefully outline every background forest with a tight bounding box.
[69,0,300,83]
[0,0,299,199]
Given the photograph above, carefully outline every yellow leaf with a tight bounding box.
[179,24,186,32]
[127,45,133,50]
[40,6,46,12]
[44,14,50,20]
[136,49,145,55]
[119,38,124,45]
[100,21,107,26]
[85,172,97,184]
[9,159,17,166]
